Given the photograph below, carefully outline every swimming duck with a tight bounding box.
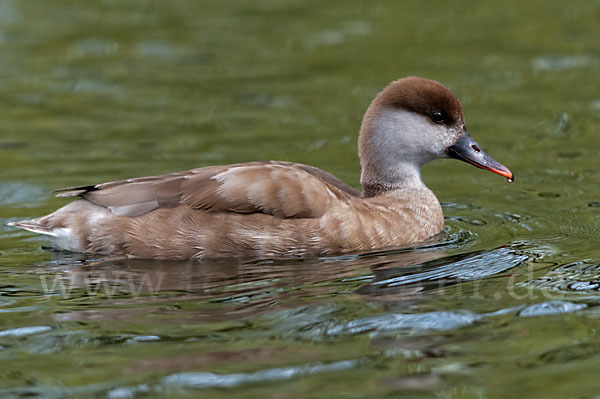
[8,77,512,259]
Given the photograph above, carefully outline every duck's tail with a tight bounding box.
[7,219,56,236]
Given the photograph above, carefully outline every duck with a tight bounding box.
[8,77,513,260]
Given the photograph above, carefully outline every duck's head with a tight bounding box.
[358,77,513,193]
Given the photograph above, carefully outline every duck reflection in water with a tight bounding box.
[44,242,529,324]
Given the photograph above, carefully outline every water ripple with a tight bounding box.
[525,260,600,293]
[0,325,52,337]
[0,182,47,207]
[162,358,364,389]
[326,311,481,336]
[254,303,530,342]
[357,246,531,297]
[519,300,587,317]
[532,54,598,71]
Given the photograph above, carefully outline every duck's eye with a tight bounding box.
[430,111,445,123]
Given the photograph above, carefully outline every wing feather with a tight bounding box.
[53,161,360,218]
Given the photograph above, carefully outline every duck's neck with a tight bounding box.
[358,107,436,197]
[361,160,426,197]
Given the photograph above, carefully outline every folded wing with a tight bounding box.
[54,161,361,218]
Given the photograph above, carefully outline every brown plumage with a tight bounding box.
[8,77,513,259]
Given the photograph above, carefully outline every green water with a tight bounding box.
[1,0,600,397]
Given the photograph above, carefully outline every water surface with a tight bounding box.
[1,1,600,398]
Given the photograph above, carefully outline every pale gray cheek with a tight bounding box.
[430,126,454,153]
[442,134,455,149]
[445,128,463,147]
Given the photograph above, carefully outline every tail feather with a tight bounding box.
[7,220,57,236]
